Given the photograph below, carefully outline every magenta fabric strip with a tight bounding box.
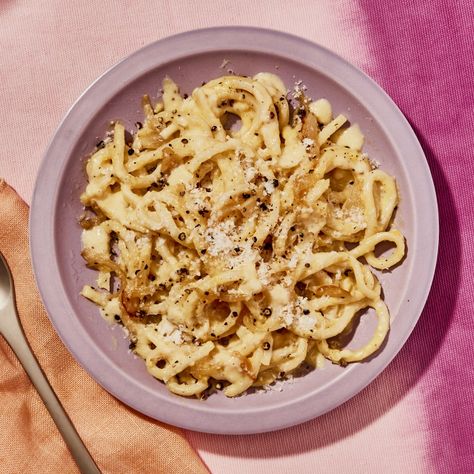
[360,1,474,472]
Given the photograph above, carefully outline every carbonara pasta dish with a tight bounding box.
[80,73,405,397]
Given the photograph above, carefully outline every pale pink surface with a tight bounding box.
[1,1,472,473]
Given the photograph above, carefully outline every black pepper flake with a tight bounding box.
[263,342,271,350]
[273,179,279,187]
[127,148,134,155]
[263,237,273,250]
[204,291,209,296]
[305,263,310,268]
[210,332,216,338]
[178,232,186,241]
[211,125,217,132]
[252,236,257,242]
[290,225,296,232]
[96,140,105,149]
[297,108,306,118]
[152,177,168,191]
[232,311,238,317]
[200,249,207,255]
[135,121,143,129]
[234,247,241,253]
[262,307,272,317]
[269,111,275,119]
[303,309,310,315]
[181,138,189,144]
[128,341,136,350]
[148,274,156,281]
[259,202,269,211]
[114,314,121,321]
[183,93,188,99]
[242,193,251,199]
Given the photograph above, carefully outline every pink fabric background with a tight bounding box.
[1,1,473,472]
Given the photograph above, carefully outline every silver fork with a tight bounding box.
[0,252,101,473]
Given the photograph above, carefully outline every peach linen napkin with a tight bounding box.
[0,179,208,474]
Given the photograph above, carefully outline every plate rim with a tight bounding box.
[29,26,439,434]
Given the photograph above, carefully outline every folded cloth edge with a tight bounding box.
[0,181,209,474]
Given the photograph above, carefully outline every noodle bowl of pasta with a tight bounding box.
[30,27,438,433]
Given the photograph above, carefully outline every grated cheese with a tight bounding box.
[291,80,308,100]
[263,180,276,195]
[244,166,256,182]
[296,313,316,332]
[257,262,271,285]
[219,58,231,69]
[288,253,298,269]
[166,330,183,345]
[333,206,365,226]
[157,318,184,345]
[362,152,380,169]
[262,374,295,392]
[279,302,296,326]
[189,187,207,209]
[205,219,235,256]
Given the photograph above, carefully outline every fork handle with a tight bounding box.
[1,308,101,474]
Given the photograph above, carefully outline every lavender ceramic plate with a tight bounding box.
[30,27,438,434]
